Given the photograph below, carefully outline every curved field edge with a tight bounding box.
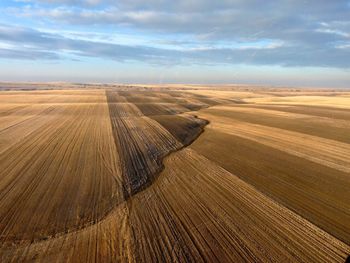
[2,114,349,263]
[105,89,209,199]
[191,105,350,245]
[0,89,210,246]
[1,88,349,262]
[126,147,350,262]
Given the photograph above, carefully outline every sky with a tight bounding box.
[0,0,349,87]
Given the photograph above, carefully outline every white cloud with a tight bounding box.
[316,28,350,38]
[0,0,349,68]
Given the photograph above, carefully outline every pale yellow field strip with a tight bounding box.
[200,112,350,174]
[183,89,267,100]
[245,95,350,109]
[210,105,350,129]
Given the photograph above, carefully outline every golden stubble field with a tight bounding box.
[0,84,349,262]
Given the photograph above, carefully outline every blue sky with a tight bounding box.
[0,0,349,87]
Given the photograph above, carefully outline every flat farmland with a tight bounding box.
[0,85,349,262]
